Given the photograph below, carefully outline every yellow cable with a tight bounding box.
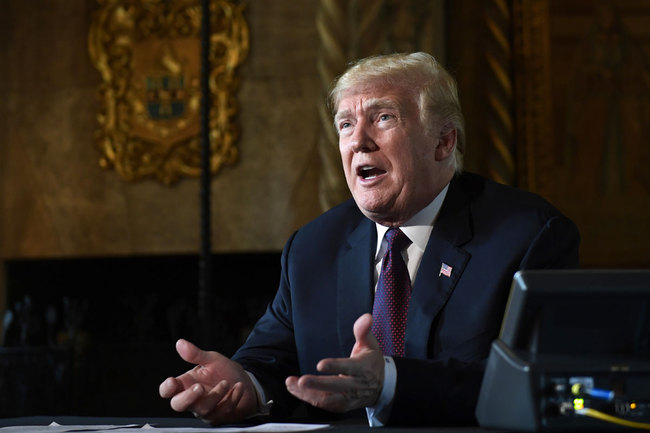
[576,408,650,430]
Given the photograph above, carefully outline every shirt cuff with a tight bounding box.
[245,371,273,417]
[365,356,397,427]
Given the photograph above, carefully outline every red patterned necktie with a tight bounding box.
[371,227,412,357]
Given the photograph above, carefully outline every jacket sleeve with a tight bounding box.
[519,214,581,270]
[231,232,302,420]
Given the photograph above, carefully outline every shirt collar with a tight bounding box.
[375,183,450,257]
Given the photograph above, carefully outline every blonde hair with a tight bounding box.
[329,52,465,171]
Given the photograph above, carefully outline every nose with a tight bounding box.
[348,122,377,153]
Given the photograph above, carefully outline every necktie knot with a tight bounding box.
[385,227,411,253]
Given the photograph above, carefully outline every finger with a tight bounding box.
[173,340,224,391]
[353,314,379,350]
[218,381,245,410]
[285,375,305,396]
[193,382,247,425]
[170,383,206,413]
[206,382,246,422]
[297,373,379,396]
[175,339,216,366]
[285,376,298,388]
[285,376,354,413]
[286,376,326,402]
[159,377,182,398]
[190,380,230,417]
[297,374,357,392]
[317,357,365,376]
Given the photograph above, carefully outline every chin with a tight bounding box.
[355,197,385,214]
[357,203,397,225]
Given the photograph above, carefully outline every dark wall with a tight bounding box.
[1,253,280,417]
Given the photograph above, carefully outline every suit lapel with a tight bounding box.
[405,176,473,358]
[336,218,376,355]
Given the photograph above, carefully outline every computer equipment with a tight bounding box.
[476,269,650,431]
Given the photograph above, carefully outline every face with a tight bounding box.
[335,82,456,226]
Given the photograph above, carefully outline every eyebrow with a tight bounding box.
[366,98,401,112]
[334,109,351,125]
[334,98,403,124]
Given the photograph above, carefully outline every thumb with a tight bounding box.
[352,313,380,352]
[175,338,216,366]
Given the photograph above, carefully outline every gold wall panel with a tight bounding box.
[88,0,248,184]
[0,0,321,259]
[449,0,650,267]
[3,0,648,268]
[514,0,650,267]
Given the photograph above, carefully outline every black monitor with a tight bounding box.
[500,269,650,359]
[476,269,650,431]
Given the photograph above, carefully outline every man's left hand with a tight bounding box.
[285,313,384,413]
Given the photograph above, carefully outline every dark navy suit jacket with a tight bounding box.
[233,172,580,425]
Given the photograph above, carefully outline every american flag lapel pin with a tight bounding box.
[439,262,452,277]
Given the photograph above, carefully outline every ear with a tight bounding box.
[435,127,457,161]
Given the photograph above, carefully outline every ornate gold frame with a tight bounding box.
[89,0,248,184]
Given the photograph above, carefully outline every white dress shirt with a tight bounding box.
[366,184,449,426]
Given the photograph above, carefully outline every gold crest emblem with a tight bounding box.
[88,0,249,184]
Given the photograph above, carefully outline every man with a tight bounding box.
[159,52,580,426]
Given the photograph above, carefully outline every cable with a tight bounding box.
[576,407,650,430]
[571,383,615,401]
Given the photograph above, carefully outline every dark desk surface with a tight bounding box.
[0,416,499,433]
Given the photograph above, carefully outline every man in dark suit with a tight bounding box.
[159,52,580,426]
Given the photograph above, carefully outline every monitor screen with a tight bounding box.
[499,270,650,358]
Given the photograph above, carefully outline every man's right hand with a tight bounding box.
[159,339,259,425]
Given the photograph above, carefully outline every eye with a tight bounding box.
[338,121,352,132]
[378,113,394,122]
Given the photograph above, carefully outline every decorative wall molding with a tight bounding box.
[88,0,248,184]
[485,0,515,186]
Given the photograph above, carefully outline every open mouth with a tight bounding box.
[357,165,386,180]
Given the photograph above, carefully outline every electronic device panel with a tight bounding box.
[476,270,650,431]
